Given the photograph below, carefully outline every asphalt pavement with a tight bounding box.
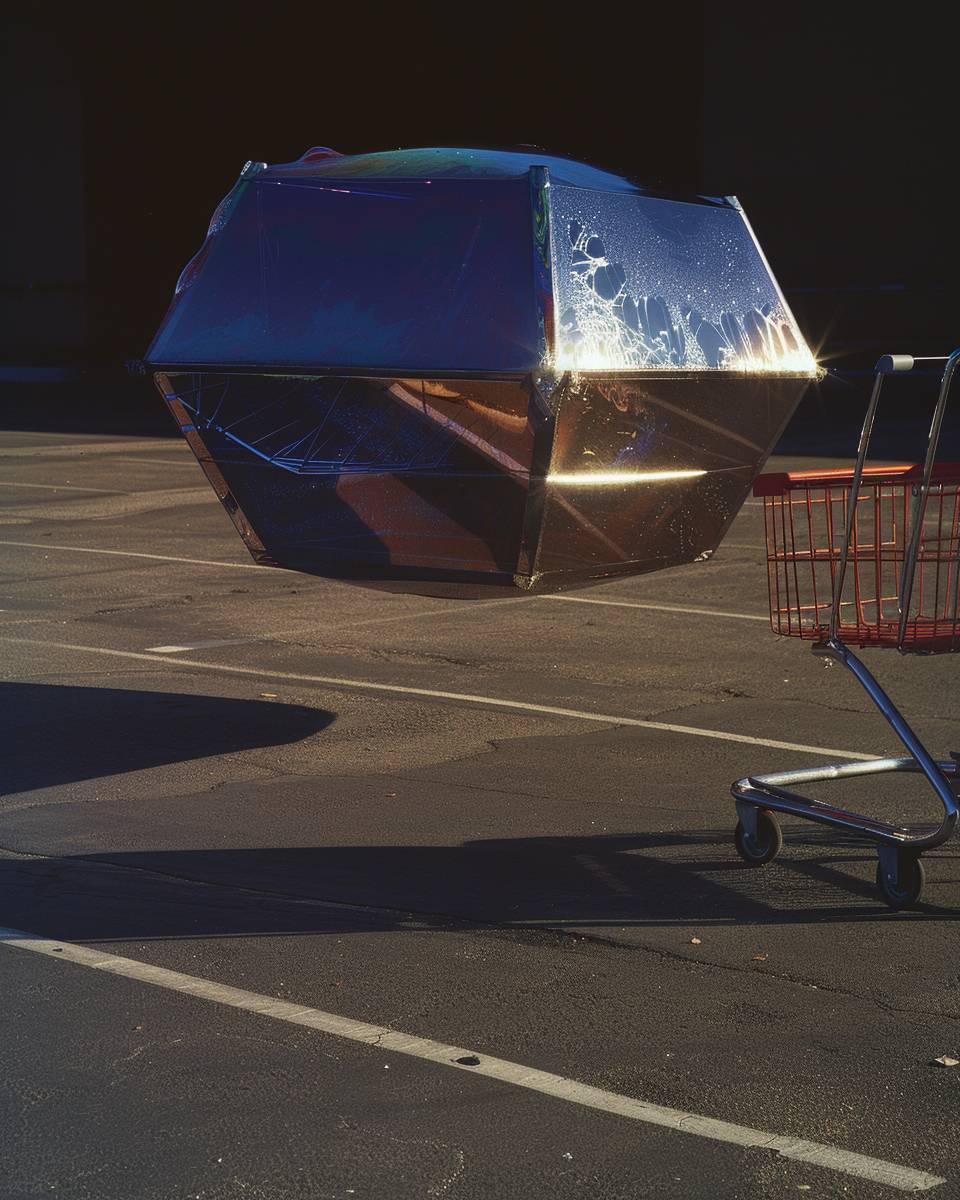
[1,428,958,1199]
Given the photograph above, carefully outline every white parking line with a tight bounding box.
[0,928,943,1193]
[0,537,763,628]
[573,854,633,896]
[115,457,197,467]
[540,595,768,622]
[0,539,278,572]
[0,634,875,761]
[339,595,530,629]
[146,639,257,653]
[0,480,128,494]
[0,540,773,630]
[0,440,186,459]
[144,599,535,653]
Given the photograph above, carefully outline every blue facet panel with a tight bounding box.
[148,178,540,372]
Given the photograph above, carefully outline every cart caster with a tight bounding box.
[876,853,925,911]
[734,808,783,866]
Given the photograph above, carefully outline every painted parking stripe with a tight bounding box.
[540,595,769,622]
[0,480,128,494]
[336,595,530,629]
[1,538,769,628]
[0,928,943,1193]
[145,598,533,652]
[573,854,634,896]
[0,634,875,761]
[0,537,770,631]
[0,541,526,632]
[115,457,200,467]
[0,539,279,572]
[0,440,188,459]
[145,639,259,653]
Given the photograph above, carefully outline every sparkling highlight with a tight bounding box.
[547,469,707,486]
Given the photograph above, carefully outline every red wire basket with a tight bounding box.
[754,463,960,651]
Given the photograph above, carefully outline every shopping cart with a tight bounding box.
[731,349,960,909]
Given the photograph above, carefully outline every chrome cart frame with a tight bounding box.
[731,349,960,909]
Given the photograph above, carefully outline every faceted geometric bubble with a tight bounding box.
[147,147,815,589]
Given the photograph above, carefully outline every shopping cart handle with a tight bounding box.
[875,354,915,374]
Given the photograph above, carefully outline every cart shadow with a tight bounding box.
[2,826,957,944]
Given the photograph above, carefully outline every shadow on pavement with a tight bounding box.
[2,828,957,943]
[0,682,335,793]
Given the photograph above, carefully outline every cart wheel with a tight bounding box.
[876,855,925,911]
[734,809,783,866]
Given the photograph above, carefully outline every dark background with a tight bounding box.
[1,4,957,434]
